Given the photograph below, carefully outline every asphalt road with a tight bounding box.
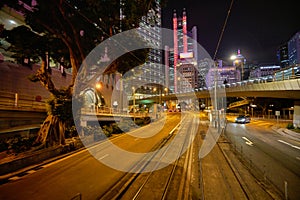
[225,119,300,200]
[0,114,182,200]
[1,113,295,200]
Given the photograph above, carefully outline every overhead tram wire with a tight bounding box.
[213,0,234,60]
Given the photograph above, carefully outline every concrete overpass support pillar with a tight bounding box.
[293,101,300,128]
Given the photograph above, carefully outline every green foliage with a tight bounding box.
[102,125,113,137]
[2,136,36,154]
[287,123,294,129]
[1,0,157,74]
[65,125,78,138]
[82,126,110,138]
[2,25,44,64]
[46,89,73,121]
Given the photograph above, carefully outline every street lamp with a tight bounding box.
[153,87,157,103]
[230,52,244,80]
[95,82,102,113]
[132,86,136,121]
[230,55,237,60]
[96,82,102,90]
[250,104,257,117]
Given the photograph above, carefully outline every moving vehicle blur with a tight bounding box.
[235,115,251,123]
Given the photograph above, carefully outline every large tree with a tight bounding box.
[0,0,160,147]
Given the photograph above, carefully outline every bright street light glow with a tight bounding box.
[95,83,101,89]
[9,20,16,25]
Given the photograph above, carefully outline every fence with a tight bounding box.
[0,91,46,111]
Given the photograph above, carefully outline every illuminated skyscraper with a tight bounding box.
[277,43,289,68]
[231,49,246,80]
[135,0,163,86]
[288,31,300,65]
[171,9,198,93]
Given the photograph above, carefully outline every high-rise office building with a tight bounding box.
[277,43,289,68]
[135,0,163,86]
[231,49,247,80]
[171,9,198,93]
[288,31,300,65]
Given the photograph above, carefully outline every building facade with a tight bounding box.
[277,43,289,68]
[249,65,281,79]
[288,31,300,66]
[135,0,163,86]
[230,49,247,80]
[171,9,198,93]
[206,63,240,87]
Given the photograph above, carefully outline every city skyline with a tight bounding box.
[162,0,300,65]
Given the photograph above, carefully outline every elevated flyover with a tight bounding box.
[155,78,300,101]
[224,79,300,99]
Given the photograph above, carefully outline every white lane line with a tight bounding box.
[9,176,21,181]
[296,157,300,161]
[278,140,300,150]
[42,149,87,168]
[99,154,109,160]
[242,137,254,146]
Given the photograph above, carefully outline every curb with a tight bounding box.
[0,138,84,181]
[271,126,300,142]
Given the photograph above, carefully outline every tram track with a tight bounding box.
[98,113,198,200]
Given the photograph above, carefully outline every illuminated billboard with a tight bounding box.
[179,52,194,59]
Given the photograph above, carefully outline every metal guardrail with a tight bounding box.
[81,107,151,118]
[0,91,46,111]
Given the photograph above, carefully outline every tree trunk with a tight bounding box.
[34,115,66,147]
[32,57,73,147]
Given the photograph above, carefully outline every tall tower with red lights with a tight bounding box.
[172,8,198,93]
[173,10,178,93]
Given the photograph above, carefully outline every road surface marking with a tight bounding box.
[296,157,300,161]
[8,176,21,181]
[278,140,300,150]
[42,149,87,168]
[242,137,254,146]
[26,170,36,174]
[99,154,109,160]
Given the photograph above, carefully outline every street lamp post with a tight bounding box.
[214,62,221,133]
[153,87,157,103]
[95,82,102,113]
[132,86,136,121]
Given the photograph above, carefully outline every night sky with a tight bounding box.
[161,0,300,65]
